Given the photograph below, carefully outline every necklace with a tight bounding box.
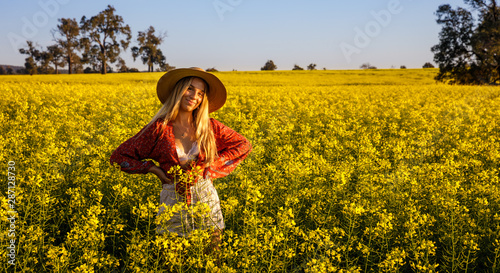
[175,123,193,139]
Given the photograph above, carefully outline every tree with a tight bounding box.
[431,4,475,83]
[44,45,66,74]
[261,60,277,71]
[292,64,304,70]
[360,62,377,69]
[53,18,80,74]
[39,49,54,74]
[423,62,435,68]
[469,0,500,83]
[432,0,500,84]
[17,68,28,74]
[81,44,101,73]
[116,58,128,72]
[158,62,175,72]
[19,41,41,75]
[80,5,132,74]
[307,63,317,70]
[400,65,407,69]
[0,66,5,75]
[131,26,166,72]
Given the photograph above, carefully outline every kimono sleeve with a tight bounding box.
[109,119,163,174]
[206,118,252,179]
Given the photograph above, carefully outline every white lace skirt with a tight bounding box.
[156,178,225,237]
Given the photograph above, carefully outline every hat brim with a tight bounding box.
[156,68,227,113]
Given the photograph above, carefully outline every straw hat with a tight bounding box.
[156,67,227,113]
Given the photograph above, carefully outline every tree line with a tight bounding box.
[13,0,498,83]
[432,0,499,84]
[18,5,172,75]
[258,60,436,71]
[262,0,498,85]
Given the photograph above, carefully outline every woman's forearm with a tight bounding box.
[148,165,172,184]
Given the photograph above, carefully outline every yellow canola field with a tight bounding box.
[1,69,500,272]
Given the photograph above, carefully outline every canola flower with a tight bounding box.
[1,69,499,272]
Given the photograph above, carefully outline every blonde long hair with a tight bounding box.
[145,76,217,165]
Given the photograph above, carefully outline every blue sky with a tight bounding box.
[1,0,467,71]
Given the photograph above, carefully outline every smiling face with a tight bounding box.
[179,77,206,113]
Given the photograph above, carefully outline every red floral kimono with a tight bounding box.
[110,118,252,205]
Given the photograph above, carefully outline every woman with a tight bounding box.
[110,67,251,248]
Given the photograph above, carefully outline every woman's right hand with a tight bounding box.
[148,165,173,185]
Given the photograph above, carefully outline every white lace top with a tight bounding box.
[176,141,199,167]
